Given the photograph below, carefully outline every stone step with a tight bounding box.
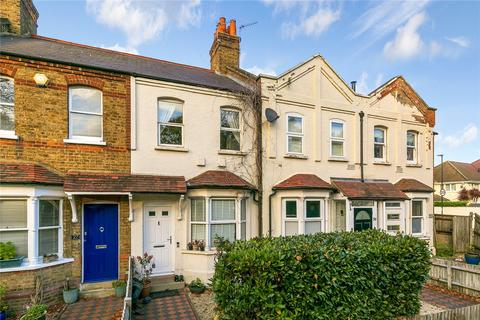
[151,281,185,293]
[80,281,114,298]
[150,274,176,284]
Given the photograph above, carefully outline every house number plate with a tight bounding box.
[95,245,107,249]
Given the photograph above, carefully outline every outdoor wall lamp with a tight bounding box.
[33,73,49,87]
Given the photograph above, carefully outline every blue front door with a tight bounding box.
[84,204,118,283]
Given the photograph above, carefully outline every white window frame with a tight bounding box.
[0,76,15,137]
[189,198,207,244]
[286,113,304,155]
[220,107,241,151]
[411,199,424,236]
[157,99,184,147]
[407,130,418,164]
[68,86,104,142]
[304,199,323,235]
[209,198,237,247]
[283,198,300,235]
[330,119,345,158]
[38,199,62,257]
[374,126,387,162]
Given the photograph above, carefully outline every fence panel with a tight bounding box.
[474,213,480,250]
[434,214,474,254]
[429,258,480,297]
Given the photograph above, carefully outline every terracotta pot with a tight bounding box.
[140,281,152,298]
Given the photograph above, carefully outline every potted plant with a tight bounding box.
[0,242,25,269]
[20,304,47,320]
[188,278,206,294]
[198,240,205,251]
[112,280,127,297]
[192,240,200,251]
[63,277,78,304]
[135,253,153,298]
[42,254,58,264]
[0,283,8,320]
[465,246,480,265]
[187,242,193,250]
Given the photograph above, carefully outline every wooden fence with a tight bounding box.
[473,213,480,250]
[434,214,472,253]
[409,304,480,320]
[429,258,480,297]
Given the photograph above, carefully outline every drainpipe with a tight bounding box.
[268,190,277,237]
[359,111,365,182]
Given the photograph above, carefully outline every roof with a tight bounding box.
[0,162,64,186]
[394,179,434,193]
[64,172,186,194]
[433,161,480,183]
[472,159,480,169]
[332,180,409,200]
[187,170,255,190]
[273,174,333,190]
[0,35,247,93]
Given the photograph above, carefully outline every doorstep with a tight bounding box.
[80,281,115,298]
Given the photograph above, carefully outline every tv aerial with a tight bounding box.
[239,21,258,34]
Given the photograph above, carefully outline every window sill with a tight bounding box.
[155,145,189,152]
[218,150,247,156]
[181,250,216,256]
[0,258,74,273]
[284,153,308,160]
[373,161,391,166]
[328,157,348,162]
[63,139,106,146]
[406,163,422,168]
[0,132,18,140]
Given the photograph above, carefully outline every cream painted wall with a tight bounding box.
[434,182,480,201]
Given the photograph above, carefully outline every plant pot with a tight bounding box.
[115,285,127,297]
[0,256,25,269]
[0,311,6,320]
[63,288,79,304]
[189,286,205,294]
[140,282,152,298]
[192,244,199,251]
[465,253,480,265]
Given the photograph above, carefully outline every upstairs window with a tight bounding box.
[69,86,103,141]
[407,131,418,163]
[374,126,387,161]
[286,114,303,154]
[220,108,240,150]
[0,77,15,134]
[158,99,183,146]
[330,120,345,157]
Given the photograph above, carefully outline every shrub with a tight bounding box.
[435,243,453,257]
[21,304,46,320]
[0,242,16,260]
[212,230,431,320]
[434,201,469,207]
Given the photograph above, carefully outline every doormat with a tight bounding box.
[150,289,179,299]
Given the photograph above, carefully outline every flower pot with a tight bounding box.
[63,288,79,304]
[115,285,127,297]
[0,256,25,269]
[189,286,205,294]
[0,311,6,320]
[140,282,152,298]
[465,253,480,265]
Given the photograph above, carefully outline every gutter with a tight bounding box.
[268,190,277,237]
[359,111,365,182]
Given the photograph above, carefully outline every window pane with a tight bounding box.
[210,224,235,246]
[0,105,14,131]
[305,221,321,235]
[407,147,414,161]
[412,201,423,216]
[306,201,320,218]
[285,201,297,218]
[288,136,302,153]
[158,100,183,124]
[70,113,102,138]
[240,199,246,221]
[191,224,206,241]
[38,228,58,256]
[241,222,246,240]
[0,200,27,229]
[211,200,235,221]
[285,221,298,236]
[387,225,400,231]
[331,140,344,157]
[386,202,401,208]
[412,217,422,234]
[287,116,302,133]
[191,199,205,222]
[387,214,400,220]
[0,231,27,257]
[159,125,182,145]
[374,144,384,159]
[39,200,60,227]
[70,87,102,114]
[0,78,14,104]
[221,109,239,129]
[407,132,416,146]
[331,122,343,138]
[220,130,240,150]
[374,128,385,143]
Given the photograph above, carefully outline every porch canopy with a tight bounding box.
[273,174,333,190]
[187,170,255,190]
[332,179,409,200]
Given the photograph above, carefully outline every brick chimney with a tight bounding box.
[0,0,39,35]
[210,17,240,75]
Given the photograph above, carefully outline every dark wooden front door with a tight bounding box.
[354,208,373,231]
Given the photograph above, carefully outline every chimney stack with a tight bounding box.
[210,17,240,75]
[0,0,38,35]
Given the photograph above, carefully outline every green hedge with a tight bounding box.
[212,230,431,320]
[434,201,469,207]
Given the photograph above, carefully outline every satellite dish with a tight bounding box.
[265,108,279,122]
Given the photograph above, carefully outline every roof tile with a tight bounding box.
[0,162,63,185]
[332,180,409,200]
[273,174,333,190]
[187,170,255,190]
[394,179,434,193]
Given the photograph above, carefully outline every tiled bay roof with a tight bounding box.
[332,180,409,200]
[187,170,255,190]
[394,179,434,193]
[0,162,63,185]
[273,174,333,190]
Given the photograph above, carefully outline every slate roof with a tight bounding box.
[0,35,246,93]
[0,162,64,185]
[332,180,409,200]
[187,170,255,190]
[64,171,186,193]
[433,161,480,183]
[394,179,434,193]
[273,174,333,190]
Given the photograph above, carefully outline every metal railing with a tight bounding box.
[121,256,134,320]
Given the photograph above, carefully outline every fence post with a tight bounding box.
[470,212,475,249]
[446,260,452,290]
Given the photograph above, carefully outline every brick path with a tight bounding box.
[134,291,197,320]
[60,296,123,320]
[422,286,479,309]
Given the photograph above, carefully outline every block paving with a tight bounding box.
[421,285,479,309]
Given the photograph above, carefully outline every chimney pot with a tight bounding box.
[218,17,227,33]
[228,19,237,36]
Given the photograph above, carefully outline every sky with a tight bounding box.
[34,0,480,164]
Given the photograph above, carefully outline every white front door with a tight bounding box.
[144,206,173,274]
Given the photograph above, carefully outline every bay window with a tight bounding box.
[305,200,322,235]
[374,126,386,161]
[220,108,241,151]
[407,131,417,163]
[38,200,61,256]
[190,198,206,242]
[0,76,15,135]
[286,114,303,154]
[0,200,28,257]
[283,199,324,236]
[330,120,345,157]
[411,200,424,235]
[158,99,183,146]
[284,199,299,236]
[68,86,103,142]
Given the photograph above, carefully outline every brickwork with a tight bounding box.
[0,0,38,35]
[210,31,240,75]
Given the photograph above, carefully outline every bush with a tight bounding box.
[212,230,431,320]
[0,242,16,260]
[434,201,468,207]
[435,243,453,257]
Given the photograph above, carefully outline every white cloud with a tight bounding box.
[86,0,201,49]
[383,12,427,60]
[356,71,369,95]
[375,73,384,88]
[446,36,471,48]
[441,124,478,148]
[244,66,277,76]
[429,40,442,58]
[100,43,138,54]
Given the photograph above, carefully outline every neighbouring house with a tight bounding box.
[433,160,480,202]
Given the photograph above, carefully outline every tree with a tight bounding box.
[469,188,480,203]
[458,188,469,201]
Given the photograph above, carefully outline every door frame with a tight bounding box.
[143,205,175,275]
[81,202,120,283]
